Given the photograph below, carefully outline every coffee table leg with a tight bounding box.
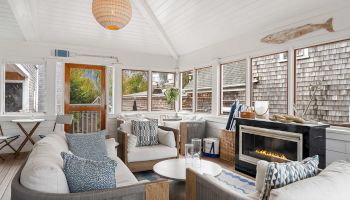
[16,122,41,156]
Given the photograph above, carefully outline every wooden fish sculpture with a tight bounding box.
[261,18,334,44]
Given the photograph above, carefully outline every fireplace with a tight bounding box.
[234,118,329,177]
[239,125,303,165]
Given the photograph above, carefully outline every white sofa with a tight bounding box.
[186,160,350,200]
[12,132,169,200]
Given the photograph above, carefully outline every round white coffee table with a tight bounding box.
[153,158,222,181]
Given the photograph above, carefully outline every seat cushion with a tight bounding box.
[66,132,107,161]
[269,160,350,200]
[20,133,70,193]
[61,152,117,193]
[128,144,178,162]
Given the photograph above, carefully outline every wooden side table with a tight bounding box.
[11,119,45,155]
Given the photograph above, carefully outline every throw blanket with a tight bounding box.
[225,100,245,131]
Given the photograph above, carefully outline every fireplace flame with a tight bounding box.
[255,149,287,160]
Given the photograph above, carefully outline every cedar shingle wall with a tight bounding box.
[252,53,288,115]
[296,40,350,124]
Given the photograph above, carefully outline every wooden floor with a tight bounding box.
[0,153,28,200]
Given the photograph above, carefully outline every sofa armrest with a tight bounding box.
[117,129,128,163]
[145,180,169,200]
[186,168,251,200]
[158,125,180,157]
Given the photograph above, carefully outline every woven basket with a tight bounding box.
[219,129,235,162]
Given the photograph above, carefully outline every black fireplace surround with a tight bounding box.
[235,118,329,177]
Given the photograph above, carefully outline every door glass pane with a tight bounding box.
[70,68,102,105]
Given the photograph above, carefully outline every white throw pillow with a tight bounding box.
[106,138,118,159]
[157,128,176,148]
[120,122,132,134]
[255,160,269,193]
[20,134,70,193]
[269,160,350,200]
[163,121,181,130]
[128,134,137,151]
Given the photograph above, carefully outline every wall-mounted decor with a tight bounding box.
[92,0,132,31]
[261,18,334,44]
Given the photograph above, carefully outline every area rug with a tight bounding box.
[215,169,256,195]
[133,170,164,181]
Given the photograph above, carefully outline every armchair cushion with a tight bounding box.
[128,145,177,162]
[157,128,176,148]
[132,120,159,146]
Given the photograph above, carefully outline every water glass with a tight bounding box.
[185,143,194,164]
[192,138,202,167]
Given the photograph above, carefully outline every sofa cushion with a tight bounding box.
[128,134,137,151]
[255,160,269,193]
[163,121,181,130]
[66,132,107,161]
[128,144,177,162]
[106,138,118,159]
[260,156,319,200]
[269,160,350,200]
[20,133,70,193]
[157,128,176,148]
[61,152,117,193]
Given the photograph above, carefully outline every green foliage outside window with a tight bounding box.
[122,71,148,95]
[70,68,101,104]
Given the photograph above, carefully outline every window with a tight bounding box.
[180,71,194,111]
[4,64,46,113]
[295,40,350,124]
[220,60,247,115]
[151,72,175,111]
[196,67,213,113]
[122,70,148,111]
[107,66,114,114]
[251,52,288,115]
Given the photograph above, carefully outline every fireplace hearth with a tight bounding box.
[235,118,329,177]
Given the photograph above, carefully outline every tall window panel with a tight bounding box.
[221,59,247,115]
[5,64,46,113]
[151,72,175,111]
[295,40,350,124]
[122,70,148,111]
[196,67,213,113]
[181,71,193,111]
[251,52,288,115]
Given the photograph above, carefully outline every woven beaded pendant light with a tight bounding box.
[92,0,132,30]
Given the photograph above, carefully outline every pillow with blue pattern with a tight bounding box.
[132,119,158,146]
[61,152,117,193]
[260,155,319,200]
[66,132,107,161]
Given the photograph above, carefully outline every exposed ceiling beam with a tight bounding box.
[133,0,179,60]
[7,0,39,42]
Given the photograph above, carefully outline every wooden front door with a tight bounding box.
[64,63,106,133]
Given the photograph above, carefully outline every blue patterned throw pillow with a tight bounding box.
[61,152,117,193]
[66,132,107,161]
[132,120,158,146]
[260,155,319,200]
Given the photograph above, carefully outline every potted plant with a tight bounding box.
[165,87,180,114]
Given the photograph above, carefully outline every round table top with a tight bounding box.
[153,158,222,181]
[11,119,46,123]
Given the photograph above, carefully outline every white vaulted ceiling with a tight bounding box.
[1,0,350,59]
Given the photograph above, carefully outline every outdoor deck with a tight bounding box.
[0,153,28,200]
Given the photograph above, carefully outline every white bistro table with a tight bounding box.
[153,158,222,181]
[11,119,45,154]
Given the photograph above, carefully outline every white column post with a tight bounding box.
[175,68,180,112]
[0,59,5,115]
[148,70,152,111]
[288,48,295,115]
[45,58,57,115]
[211,58,221,116]
[246,56,252,106]
[192,67,196,113]
[114,65,122,114]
